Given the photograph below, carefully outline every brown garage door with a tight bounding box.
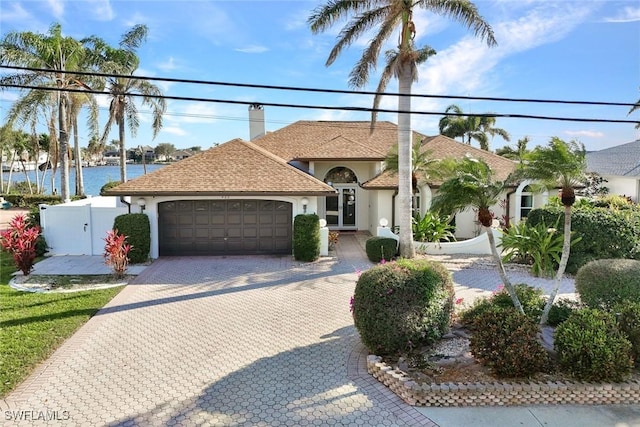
[159,200,292,256]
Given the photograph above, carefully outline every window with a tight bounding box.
[520,185,533,218]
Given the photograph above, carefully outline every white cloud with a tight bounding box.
[157,57,180,72]
[564,130,605,138]
[161,126,188,136]
[604,6,640,23]
[0,3,31,23]
[88,0,114,21]
[165,102,218,124]
[235,45,269,54]
[47,0,64,20]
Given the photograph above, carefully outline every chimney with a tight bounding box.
[249,104,265,141]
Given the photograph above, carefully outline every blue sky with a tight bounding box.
[1,0,639,152]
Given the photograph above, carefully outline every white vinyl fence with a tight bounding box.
[40,197,129,256]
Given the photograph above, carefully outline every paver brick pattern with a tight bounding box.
[2,235,433,426]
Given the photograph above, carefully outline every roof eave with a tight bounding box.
[105,190,338,197]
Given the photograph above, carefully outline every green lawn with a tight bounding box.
[0,254,124,397]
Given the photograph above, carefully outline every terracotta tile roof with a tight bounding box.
[106,139,336,197]
[254,120,427,161]
[362,135,518,189]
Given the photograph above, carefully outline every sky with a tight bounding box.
[1,0,639,153]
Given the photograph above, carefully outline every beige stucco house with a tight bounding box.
[106,109,541,258]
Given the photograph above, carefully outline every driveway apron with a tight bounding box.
[2,235,435,426]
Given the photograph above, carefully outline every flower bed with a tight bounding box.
[367,355,640,406]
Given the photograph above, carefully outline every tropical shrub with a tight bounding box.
[113,213,151,264]
[103,229,131,279]
[615,302,640,367]
[469,308,551,378]
[575,259,640,310]
[527,206,640,273]
[365,236,398,263]
[500,219,576,277]
[27,207,48,257]
[0,193,62,209]
[554,308,633,382]
[352,259,454,355]
[460,284,545,326]
[0,214,41,275]
[293,214,320,262]
[412,212,455,243]
[546,298,582,327]
[100,180,122,196]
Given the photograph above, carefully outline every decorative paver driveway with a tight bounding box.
[2,236,434,426]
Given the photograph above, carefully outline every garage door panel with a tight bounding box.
[159,199,292,256]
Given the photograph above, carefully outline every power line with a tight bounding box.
[1,64,637,108]
[2,83,639,125]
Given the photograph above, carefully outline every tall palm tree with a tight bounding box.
[629,92,639,128]
[430,157,524,313]
[439,104,510,150]
[517,137,586,325]
[68,91,99,196]
[89,25,165,183]
[1,22,91,202]
[309,0,496,258]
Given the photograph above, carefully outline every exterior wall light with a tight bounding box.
[379,218,389,227]
[136,198,146,212]
[301,197,309,214]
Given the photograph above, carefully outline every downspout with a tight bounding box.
[392,189,398,230]
[120,196,131,214]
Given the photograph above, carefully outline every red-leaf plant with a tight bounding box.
[103,229,132,279]
[0,214,41,276]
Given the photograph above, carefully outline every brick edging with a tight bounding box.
[367,355,640,407]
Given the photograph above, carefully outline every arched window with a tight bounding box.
[324,167,357,184]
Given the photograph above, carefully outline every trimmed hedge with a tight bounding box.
[293,214,320,262]
[113,213,151,264]
[575,259,640,310]
[615,302,640,367]
[555,308,633,382]
[352,258,454,356]
[1,194,63,209]
[526,206,640,274]
[469,308,551,378]
[365,236,398,263]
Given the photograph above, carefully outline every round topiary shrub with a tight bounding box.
[365,236,398,263]
[575,259,640,310]
[293,214,320,262]
[615,301,640,367]
[554,308,633,382]
[352,258,454,355]
[469,307,551,378]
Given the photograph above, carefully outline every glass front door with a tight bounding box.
[325,186,357,229]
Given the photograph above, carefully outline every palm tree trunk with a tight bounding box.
[73,116,85,196]
[540,204,572,325]
[58,91,71,202]
[119,116,127,183]
[397,62,415,258]
[486,226,525,314]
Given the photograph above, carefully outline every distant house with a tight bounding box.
[586,140,640,202]
[106,106,539,258]
[171,149,193,161]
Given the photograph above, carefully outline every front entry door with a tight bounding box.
[325,185,357,229]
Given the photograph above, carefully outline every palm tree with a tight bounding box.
[1,23,91,202]
[430,157,524,314]
[89,25,166,182]
[68,91,99,196]
[439,104,510,150]
[517,137,586,325]
[309,0,496,258]
[496,136,530,164]
[384,139,440,191]
[629,92,639,128]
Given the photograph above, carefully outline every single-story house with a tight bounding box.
[586,139,640,202]
[106,107,545,258]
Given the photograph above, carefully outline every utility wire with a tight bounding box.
[1,64,637,108]
[2,82,639,125]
